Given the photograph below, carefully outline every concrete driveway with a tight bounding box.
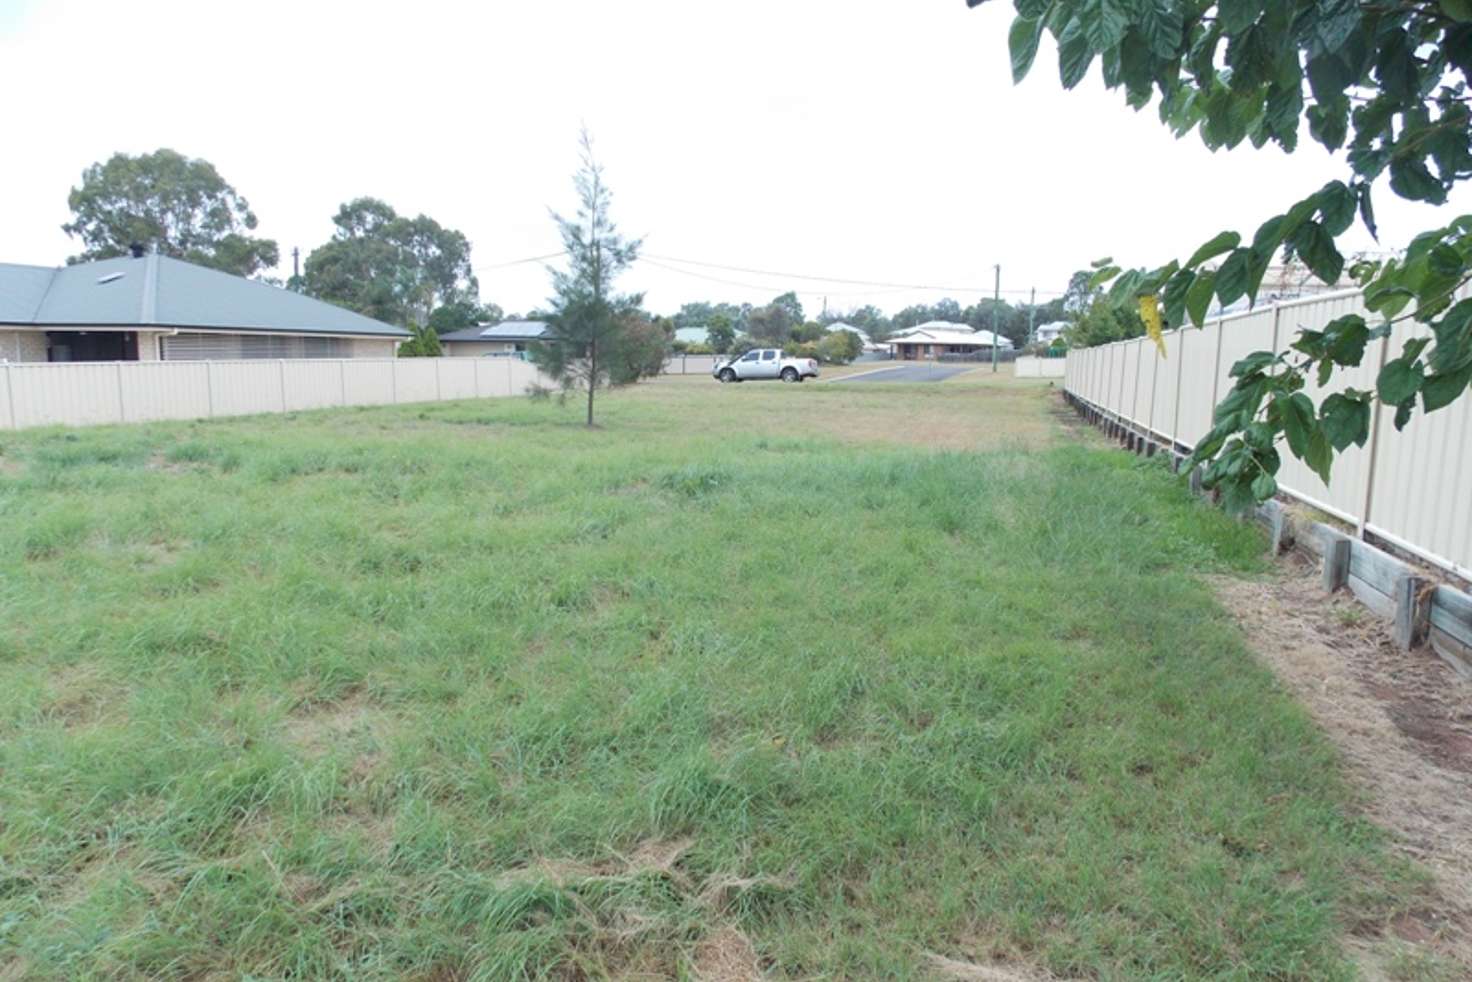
[833,364,975,384]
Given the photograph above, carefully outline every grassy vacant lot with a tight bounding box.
[0,374,1428,979]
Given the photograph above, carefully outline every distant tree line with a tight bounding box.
[59,147,1066,362]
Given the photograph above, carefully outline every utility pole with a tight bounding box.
[991,265,1001,373]
[1027,287,1037,346]
[291,247,300,284]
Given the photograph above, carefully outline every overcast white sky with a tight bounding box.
[2,0,1468,319]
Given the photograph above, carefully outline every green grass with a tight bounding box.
[0,378,1426,979]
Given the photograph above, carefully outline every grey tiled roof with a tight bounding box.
[0,254,409,338]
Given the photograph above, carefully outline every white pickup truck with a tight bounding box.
[713,348,820,383]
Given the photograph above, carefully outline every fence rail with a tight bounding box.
[0,357,551,431]
[1064,289,1472,580]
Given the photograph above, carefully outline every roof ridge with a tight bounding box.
[28,266,61,322]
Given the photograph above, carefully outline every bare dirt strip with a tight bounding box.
[1213,558,1472,977]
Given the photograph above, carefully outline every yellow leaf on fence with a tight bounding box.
[1139,294,1167,357]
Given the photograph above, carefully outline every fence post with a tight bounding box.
[391,358,399,403]
[339,360,347,406]
[279,360,287,413]
[116,362,126,423]
[1322,532,1351,593]
[1208,317,1225,410]
[205,361,215,417]
[1147,342,1159,441]
[1357,330,1392,538]
[434,358,443,401]
[1172,327,1185,450]
[4,363,14,430]
[1393,574,1431,651]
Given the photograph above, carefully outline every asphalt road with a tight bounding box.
[836,364,974,384]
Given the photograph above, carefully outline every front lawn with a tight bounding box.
[0,376,1424,978]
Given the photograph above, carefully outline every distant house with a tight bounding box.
[825,322,886,354]
[0,251,408,362]
[887,321,1013,361]
[439,321,551,358]
[674,326,710,347]
[1034,321,1068,345]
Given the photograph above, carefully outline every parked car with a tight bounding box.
[713,349,820,383]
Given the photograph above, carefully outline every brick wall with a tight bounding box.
[0,330,48,362]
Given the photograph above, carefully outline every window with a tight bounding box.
[162,333,351,360]
[760,350,776,361]
[741,351,760,362]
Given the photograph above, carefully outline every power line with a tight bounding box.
[644,251,1064,297]
[473,252,564,271]
[640,258,918,299]
[476,248,1069,302]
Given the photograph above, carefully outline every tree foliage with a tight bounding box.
[747,303,798,345]
[530,130,664,426]
[818,328,865,364]
[63,149,279,277]
[706,313,737,353]
[973,0,1472,510]
[301,198,478,328]
[397,323,443,358]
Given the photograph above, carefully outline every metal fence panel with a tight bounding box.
[1149,331,1179,443]
[1065,288,1472,580]
[343,361,395,406]
[1365,319,1472,578]
[9,363,124,428]
[123,362,211,422]
[282,360,343,412]
[438,360,478,401]
[1175,321,1220,446]
[392,360,438,404]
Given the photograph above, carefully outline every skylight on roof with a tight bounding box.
[96,273,126,285]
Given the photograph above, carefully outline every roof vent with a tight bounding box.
[129,242,146,258]
[97,272,126,285]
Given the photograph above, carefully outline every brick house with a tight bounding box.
[0,251,408,362]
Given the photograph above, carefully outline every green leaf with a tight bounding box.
[1231,351,1276,378]
[1215,249,1252,307]
[1186,270,1216,325]
[1163,269,1195,326]
[1279,392,1316,457]
[1185,231,1242,269]
[1293,222,1345,284]
[1319,393,1372,450]
[1252,215,1288,256]
[1139,1,1185,58]
[1305,428,1334,484]
[1314,0,1362,51]
[1009,17,1045,83]
[1443,0,1472,22]
[1378,357,1425,405]
[1323,314,1370,366]
[1389,156,1447,204]
[1058,19,1095,89]
[1422,365,1472,412]
[1083,0,1130,51]
[1317,182,1357,236]
[1251,470,1279,501]
[1218,0,1266,33]
[1088,265,1122,290]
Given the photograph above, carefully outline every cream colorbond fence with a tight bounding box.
[0,357,550,431]
[1064,290,1472,580]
